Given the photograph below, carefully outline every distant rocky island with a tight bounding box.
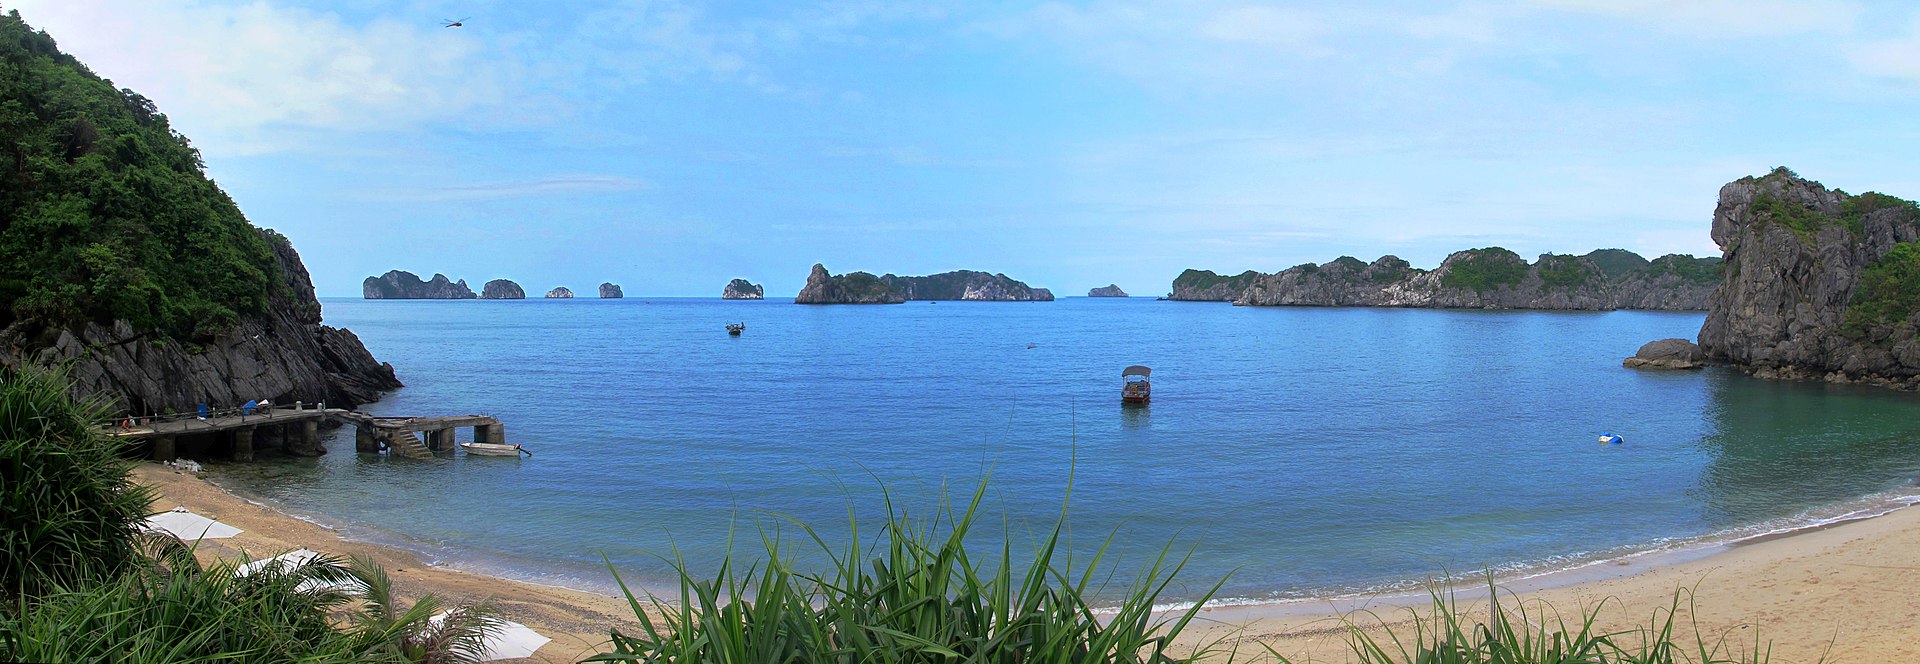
[1088,284,1129,297]
[481,279,524,299]
[722,279,765,299]
[795,264,1053,304]
[546,287,574,299]
[599,282,623,298]
[1169,249,1721,311]
[1693,168,1920,388]
[363,270,477,299]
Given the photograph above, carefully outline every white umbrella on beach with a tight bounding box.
[233,548,361,594]
[142,507,241,541]
[431,612,551,661]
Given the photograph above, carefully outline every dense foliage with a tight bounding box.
[0,10,280,339]
[1642,254,1724,284]
[595,482,1226,663]
[0,366,151,601]
[1843,242,1920,338]
[1441,248,1529,292]
[0,367,499,663]
[1534,254,1599,290]
[1582,249,1651,280]
[1172,269,1260,293]
[837,271,902,299]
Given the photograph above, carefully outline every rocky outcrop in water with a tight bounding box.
[1697,168,1920,387]
[2,230,401,415]
[480,279,525,299]
[1089,284,1129,297]
[1178,249,1717,311]
[598,282,623,298]
[1168,269,1262,301]
[879,270,1054,301]
[1623,338,1704,370]
[722,279,765,299]
[794,264,906,304]
[362,271,476,299]
[545,287,574,299]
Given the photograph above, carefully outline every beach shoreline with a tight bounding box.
[144,463,1920,663]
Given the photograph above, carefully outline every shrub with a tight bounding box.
[1843,242,1920,338]
[1441,248,1529,292]
[593,482,1227,663]
[1270,582,1780,664]
[0,366,151,602]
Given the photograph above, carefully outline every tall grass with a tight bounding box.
[0,367,502,663]
[0,366,154,602]
[591,480,1230,663]
[1269,582,1784,664]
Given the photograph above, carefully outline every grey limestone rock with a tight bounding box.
[722,279,765,299]
[480,279,525,299]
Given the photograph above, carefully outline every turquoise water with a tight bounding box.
[212,298,1920,603]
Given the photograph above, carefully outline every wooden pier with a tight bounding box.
[111,405,504,461]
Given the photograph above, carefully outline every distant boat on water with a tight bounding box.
[462,442,529,457]
[727,322,745,336]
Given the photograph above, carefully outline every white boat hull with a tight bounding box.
[461,442,523,456]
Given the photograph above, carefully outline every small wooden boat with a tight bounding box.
[1122,365,1151,404]
[461,442,530,457]
[726,322,745,336]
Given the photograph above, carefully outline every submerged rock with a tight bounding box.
[1088,284,1129,297]
[1699,167,1920,388]
[722,279,765,299]
[362,270,476,299]
[1623,338,1705,370]
[599,282,623,298]
[545,287,574,299]
[480,279,525,300]
[794,264,905,304]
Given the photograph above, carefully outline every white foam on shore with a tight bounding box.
[205,471,1920,613]
[1147,483,1920,614]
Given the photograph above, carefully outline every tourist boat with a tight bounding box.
[461,442,530,457]
[1121,365,1151,404]
[726,322,745,336]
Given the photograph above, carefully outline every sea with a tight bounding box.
[210,297,1920,605]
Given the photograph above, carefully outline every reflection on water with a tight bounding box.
[1119,403,1150,430]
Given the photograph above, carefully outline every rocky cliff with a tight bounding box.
[1180,249,1717,311]
[794,264,907,304]
[1089,284,1129,297]
[1,230,401,415]
[1168,270,1262,301]
[1698,168,1920,387]
[545,287,574,299]
[0,14,398,415]
[722,279,765,299]
[877,270,1055,301]
[599,282,623,298]
[480,279,525,299]
[363,271,476,299]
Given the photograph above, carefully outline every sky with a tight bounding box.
[10,0,1920,297]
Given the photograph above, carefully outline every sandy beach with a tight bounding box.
[141,463,1920,663]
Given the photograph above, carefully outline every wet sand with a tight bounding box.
[141,463,1920,663]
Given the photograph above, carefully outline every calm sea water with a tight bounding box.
[212,297,1920,603]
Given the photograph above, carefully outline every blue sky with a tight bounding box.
[13,0,1920,297]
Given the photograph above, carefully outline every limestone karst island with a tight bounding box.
[6,4,1920,663]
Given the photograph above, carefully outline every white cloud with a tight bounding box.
[1849,17,1920,85]
[1529,0,1861,37]
[7,0,525,154]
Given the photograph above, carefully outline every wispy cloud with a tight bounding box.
[354,175,651,202]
